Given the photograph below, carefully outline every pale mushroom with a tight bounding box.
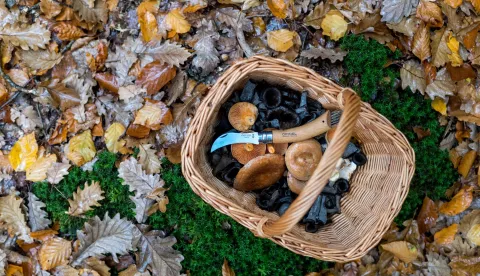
[287,171,307,194]
[285,139,323,181]
[233,154,286,191]
[264,128,288,155]
[231,143,266,165]
[228,102,258,131]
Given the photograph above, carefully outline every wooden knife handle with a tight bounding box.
[271,110,331,144]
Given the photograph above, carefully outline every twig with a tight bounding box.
[0,64,36,95]
[60,41,75,54]
[35,103,48,138]
[0,91,21,110]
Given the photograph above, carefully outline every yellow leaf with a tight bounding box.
[165,9,191,34]
[469,0,480,13]
[304,3,328,29]
[139,11,159,42]
[439,186,474,215]
[266,29,297,52]
[434,223,458,245]
[431,97,447,115]
[137,0,158,17]
[66,130,96,166]
[458,150,476,178]
[133,101,173,130]
[183,4,206,14]
[26,153,57,182]
[39,237,72,270]
[67,181,105,216]
[445,0,463,8]
[381,241,418,263]
[267,0,287,19]
[321,10,348,41]
[466,224,480,245]
[105,122,127,153]
[6,264,23,276]
[447,34,463,67]
[8,132,38,172]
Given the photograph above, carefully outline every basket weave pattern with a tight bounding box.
[182,56,415,262]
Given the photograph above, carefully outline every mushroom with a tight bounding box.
[231,143,266,164]
[262,87,282,108]
[264,128,288,155]
[228,102,258,131]
[285,139,323,181]
[233,154,286,191]
[266,106,300,129]
[287,172,307,194]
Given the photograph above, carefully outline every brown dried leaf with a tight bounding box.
[126,124,150,139]
[0,21,50,50]
[40,0,62,18]
[222,259,235,276]
[47,162,70,184]
[139,11,159,43]
[165,9,191,34]
[303,2,328,29]
[95,73,119,94]
[458,151,476,178]
[300,46,347,62]
[413,126,431,142]
[416,0,443,27]
[417,196,438,234]
[138,144,161,174]
[19,50,62,72]
[439,186,474,215]
[67,181,105,216]
[425,68,455,100]
[412,22,431,61]
[469,0,480,12]
[0,194,32,243]
[400,60,426,95]
[26,154,56,182]
[136,62,176,95]
[431,28,451,67]
[134,100,172,131]
[73,0,108,23]
[449,256,480,275]
[82,257,110,276]
[446,63,476,82]
[51,22,86,40]
[434,223,458,245]
[104,122,127,154]
[39,237,72,270]
[42,81,81,111]
[267,29,297,52]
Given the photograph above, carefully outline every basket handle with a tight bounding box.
[258,89,362,237]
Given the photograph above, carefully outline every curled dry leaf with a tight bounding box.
[0,194,32,243]
[0,21,51,50]
[222,259,235,276]
[439,186,474,215]
[267,0,287,19]
[104,122,127,154]
[417,196,438,234]
[39,237,72,270]
[165,9,191,34]
[136,61,176,95]
[434,223,458,245]
[26,153,57,182]
[412,22,431,62]
[266,29,297,52]
[321,10,348,41]
[138,144,161,174]
[381,241,418,263]
[27,192,51,232]
[133,101,173,130]
[304,3,329,29]
[457,150,476,178]
[416,0,443,27]
[67,181,105,217]
[66,130,97,166]
[8,132,38,172]
[51,22,86,40]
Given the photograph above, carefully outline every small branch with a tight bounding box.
[60,40,75,54]
[236,24,255,58]
[0,91,21,110]
[0,65,36,95]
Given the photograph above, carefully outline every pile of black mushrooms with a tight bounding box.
[209,80,367,233]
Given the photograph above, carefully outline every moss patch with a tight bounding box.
[340,35,457,222]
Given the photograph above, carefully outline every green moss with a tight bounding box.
[32,151,135,234]
[148,161,327,276]
[340,35,457,222]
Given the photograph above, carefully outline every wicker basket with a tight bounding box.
[181,56,415,262]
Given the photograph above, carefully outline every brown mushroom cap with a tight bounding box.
[285,139,323,181]
[264,128,288,155]
[233,154,286,191]
[231,143,266,164]
[325,126,337,144]
[228,102,258,131]
[287,171,307,194]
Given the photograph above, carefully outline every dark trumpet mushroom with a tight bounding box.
[320,185,337,195]
[257,189,281,211]
[221,162,242,184]
[282,90,300,101]
[335,178,350,194]
[212,155,236,176]
[277,202,290,216]
[299,91,308,107]
[262,87,282,109]
[342,142,361,158]
[305,223,320,233]
[295,106,309,121]
[352,151,367,166]
[267,119,281,129]
[303,195,327,233]
[240,80,256,102]
[256,179,291,211]
[325,194,341,214]
[267,106,301,130]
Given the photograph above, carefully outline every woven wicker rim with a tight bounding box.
[182,56,415,261]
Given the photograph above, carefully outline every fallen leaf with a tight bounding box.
[130,195,154,224]
[0,194,32,243]
[27,192,51,232]
[39,237,72,270]
[165,146,181,164]
[439,186,474,215]
[138,144,161,174]
[5,264,23,276]
[104,122,127,154]
[459,210,480,239]
[73,0,109,23]
[458,150,476,178]
[40,0,63,18]
[381,241,418,263]
[425,68,455,100]
[26,153,57,182]
[118,85,146,101]
[266,29,297,52]
[267,0,287,19]
[139,11,159,42]
[95,72,119,94]
[447,34,463,67]
[19,50,62,72]
[446,63,476,81]
[66,130,96,166]
[300,45,347,62]
[400,60,426,95]
[463,26,478,50]
[321,10,348,41]
[8,132,38,172]
[41,81,81,111]
[7,69,29,86]
[143,41,191,68]
[416,0,443,27]
[466,224,480,245]
[67,181,105,216]
[136,61,176,95]
[445,0,462,8]
[222,259,235,276]
[71,213,133,266]
[118,157,164,196]
[469,0,480,12]
[51,22,86,40]
[432,97,447,115]
[417,196,438,234]
[0,21,50,50]
[431,28,451,67]
[165,9,191,34]
[434,223,458,245]
[133,101,173,130]
[303,2,328,29]
[118,264,150,276]
[449,256,480,275]
[126,123,151,139]
[412,22,431,61]
[381,0,418,24]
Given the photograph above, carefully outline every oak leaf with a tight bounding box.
[67,181,105,217]
[0,194,32,243]
[386,17,418,37]
[0,21,50,50]
[425,253,451,276]
[118,265,150,276]
[51,22,86,40]
[118,157,164,196]
[133,101,173,130]
[381,241,418,263]
[267,29,297,52]
[165,9,190,34]
[66,130,96,166]
[104,122,127,154]
[8,132,38,172]
[46,162,70,184]
[39,237,72,270]
[130,195,154,224]
[303,2,328,29]
[82,257,110,276]
[191,37,219,77]
[138,144,161,174]
[143,41,191,67]
[222,259,235,276]
[425,68,455,100]
[416,0,443,27]
[136,62,176,95]
[400,60,426,95]
[73,0,108,23]
[447,34,463,67]
[267,0,287,19]
[431,28,451,67]
[300,45,347,62]
[26,153,57,182]
[412,22,431,61]
[27,192,51,232]
[71,213,133,266]
[434,223,458,245]
[439,186,474,215]
[321,10,348,41]
[19,50,62,71]
[118,85,146,101]
[216,8,253,32]
[381,0,418,24]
